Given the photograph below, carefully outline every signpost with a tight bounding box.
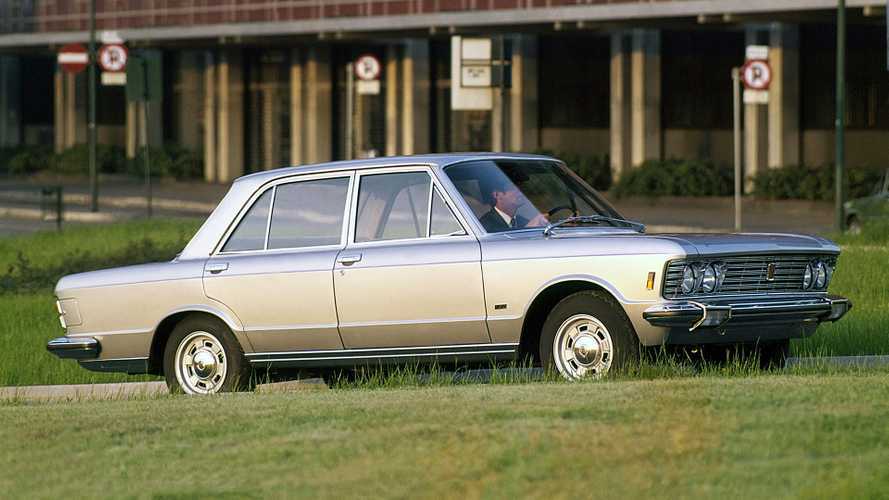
[354,54,381,95]
[836,0,846,231]
[126,50,162,217]
[732,45,773,232]
[57,44,89,74]
[98,43,128,86]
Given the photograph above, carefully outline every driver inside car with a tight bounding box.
[479,175,550,232]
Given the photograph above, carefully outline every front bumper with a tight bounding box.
[46,336,101,360]
[643,295,852,332]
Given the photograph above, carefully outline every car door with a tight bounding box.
[203,171,354,352]
[333,166,490,348]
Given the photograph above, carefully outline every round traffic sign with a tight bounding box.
[354,54,381,81]
[57,43,88,74]
[741,59,772,91]
[98,43,128,73]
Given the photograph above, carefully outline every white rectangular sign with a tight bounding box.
[101,71,126,86]
[450,36,493,111]
[356,79,380,95]
[743,89,769,104]
[745,45,769,60]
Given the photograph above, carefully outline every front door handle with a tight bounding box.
[206,262,229,274]
[337,254,362,266]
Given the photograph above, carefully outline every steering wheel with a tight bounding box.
[547,205,577,219]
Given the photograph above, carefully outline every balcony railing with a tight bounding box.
[1,0,649,34]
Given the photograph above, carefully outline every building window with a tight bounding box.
[538,35,609,129]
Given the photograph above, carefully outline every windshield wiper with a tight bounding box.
[543,215,645,236]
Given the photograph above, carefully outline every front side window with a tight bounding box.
[268,177,350,249]
[356,172,432,243]
[445,160,624,233]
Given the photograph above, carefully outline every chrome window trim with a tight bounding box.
[213,171,356,256]
[263,185,277,251]
[346,165,473,246]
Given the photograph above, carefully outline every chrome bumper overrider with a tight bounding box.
[643,295,852,332]
[46,337,101,360]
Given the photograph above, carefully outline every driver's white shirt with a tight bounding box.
[494,206,514,227]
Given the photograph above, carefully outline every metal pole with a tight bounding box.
[88,0,98,212]
[144,101,152,217]
[345,62,354,160]
[732,67,742,233]
[499,35,507,152]
[835,0,846,231]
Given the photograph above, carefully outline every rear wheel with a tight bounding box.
[539,291,639,380]
[163,316,251,394]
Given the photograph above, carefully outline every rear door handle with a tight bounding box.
[206,262,229,274]
[337,254,362,265]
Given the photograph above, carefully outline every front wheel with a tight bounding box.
[163,316,251,394]
[539,291,639,380]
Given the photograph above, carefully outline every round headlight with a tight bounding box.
[681,265,696,294]
[802,263,813,290]
[701,264,718,293]
[814,261,827,289]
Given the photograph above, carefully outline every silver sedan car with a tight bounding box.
[48,154,851,394]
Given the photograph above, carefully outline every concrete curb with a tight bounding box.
[0,206,122,223]
[785,355,889,368]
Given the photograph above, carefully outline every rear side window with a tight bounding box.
[430,187,464,236]
[268,177,350,249]
[222,189,272,252]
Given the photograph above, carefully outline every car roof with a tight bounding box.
[233,152,556,185]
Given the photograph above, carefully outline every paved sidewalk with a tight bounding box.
[0,176,837,236]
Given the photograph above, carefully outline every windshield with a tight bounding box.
[444,159,626,233]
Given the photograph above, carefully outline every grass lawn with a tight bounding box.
[0,218,886,386]
[1,373,888,498]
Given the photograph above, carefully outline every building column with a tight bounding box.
[54,68,65,153]
[0,56,22,147]
[203,51,217,182]
[261,62,282,170]
[216,49,244,182]
[176,52,203,151]
[305,46,332,164]
[509,35,539,153]
[768,23,800,168]
[610,32,632,180]
[65,73,79,147]
[630,29,661,166]
[126,101,138,159]
[290,48,303,167]
[744,27,768,189]
[385,45,399,157]
[401,39,430,155]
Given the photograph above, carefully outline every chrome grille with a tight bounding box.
[663,254,837,298]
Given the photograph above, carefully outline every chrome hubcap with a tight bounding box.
[175,331,227,395]
[553,314,614,380]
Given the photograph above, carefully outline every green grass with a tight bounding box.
[2,373,888,498]
[0,218,200,386]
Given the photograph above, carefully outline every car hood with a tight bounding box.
[647,232,839,257]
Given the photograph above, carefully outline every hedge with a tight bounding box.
[1,144,202,179]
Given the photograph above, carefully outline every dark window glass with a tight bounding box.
[268,177,350,249]
[356,172,431,242]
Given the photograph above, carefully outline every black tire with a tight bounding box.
[539,290,640,379]
[163,315,252,394]
[757,339,790,370]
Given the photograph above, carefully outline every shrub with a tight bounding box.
[611,159,733,198]
[128,144,202,179]
[52,144,126,175]
[752,165,885,201]
[7,147,53,175]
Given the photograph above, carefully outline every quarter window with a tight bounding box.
[356,172,432,242]
[430,187,464,236]
[268,177,350,249]
[222,189,272,252]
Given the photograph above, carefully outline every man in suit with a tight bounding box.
[478,175,549,232]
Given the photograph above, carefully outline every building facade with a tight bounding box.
[0,0,887,183]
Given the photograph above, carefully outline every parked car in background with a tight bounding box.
[844,168,889,234]
[47,153,851,394]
